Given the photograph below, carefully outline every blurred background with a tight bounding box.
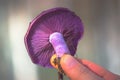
[0,0,120,80]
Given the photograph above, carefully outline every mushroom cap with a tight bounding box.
[24,7,84,68]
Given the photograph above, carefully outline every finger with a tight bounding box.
[80,59,118,80]
[60,54,103,80]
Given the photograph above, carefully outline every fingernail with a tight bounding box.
[61,55,78,69]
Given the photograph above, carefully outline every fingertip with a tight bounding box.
[60,54,79,70]
[60,54,82,79]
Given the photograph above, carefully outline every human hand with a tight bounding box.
[60,54,120,80]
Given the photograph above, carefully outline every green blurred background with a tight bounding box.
[0,0,120,80]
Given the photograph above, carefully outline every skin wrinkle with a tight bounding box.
[80,59,117,80]
[75,58,102,78]
[80,59,106,78]
[73,63,104,80]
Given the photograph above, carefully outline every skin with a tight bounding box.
[51,54,120,80]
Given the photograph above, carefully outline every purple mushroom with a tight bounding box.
[24,7,84,68]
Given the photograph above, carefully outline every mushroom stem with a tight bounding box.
[49,32,70,57]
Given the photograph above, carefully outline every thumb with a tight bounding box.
[60,54,103,80]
